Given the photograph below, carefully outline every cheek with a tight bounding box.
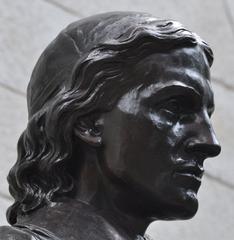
[101,109,179,184]
[146,111,178,149]
[147,111,189,150]
[113,115,174,182]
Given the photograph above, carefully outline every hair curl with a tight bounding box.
[6,12,213,224]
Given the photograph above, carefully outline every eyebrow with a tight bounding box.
[141,83,215,114]
[140,82,202,103]
[181,73,205,97]
[160,68,208,97]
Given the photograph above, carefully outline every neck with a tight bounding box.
[17,145,153,240]
[73,145,152,239]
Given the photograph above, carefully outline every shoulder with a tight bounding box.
[0,225,33,240]
[0,224,62,240]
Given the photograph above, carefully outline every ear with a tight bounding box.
[73,115,104,147]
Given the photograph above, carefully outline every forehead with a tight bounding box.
[131,46,212,97]
[117,46,213,111]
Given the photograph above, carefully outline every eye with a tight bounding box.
[161,98,181,114]
[157,96,197,120]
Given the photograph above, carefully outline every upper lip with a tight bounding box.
[174,165,204,179]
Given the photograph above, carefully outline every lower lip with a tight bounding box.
[173,172,202,190]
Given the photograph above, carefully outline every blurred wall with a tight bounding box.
[0,0,233,239]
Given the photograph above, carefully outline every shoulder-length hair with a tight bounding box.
[7,12,213,224]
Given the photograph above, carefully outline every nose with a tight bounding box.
[186,139,221,158]
[185,116,221,159]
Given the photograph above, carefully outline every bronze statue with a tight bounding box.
[0,12,221,240]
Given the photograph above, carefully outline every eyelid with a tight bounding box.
[154,92,202,110]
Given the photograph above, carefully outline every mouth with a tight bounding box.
[174,166,204,181]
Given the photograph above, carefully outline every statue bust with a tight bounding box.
[0,12,221,240]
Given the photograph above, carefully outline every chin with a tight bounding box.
[171,188,199,220]
[150,187,200,221]
[164,175,202,220]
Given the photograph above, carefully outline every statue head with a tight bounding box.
[7,12,221,225]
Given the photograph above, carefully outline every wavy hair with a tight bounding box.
[6,12,213,224]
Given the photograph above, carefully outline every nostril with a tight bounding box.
[185,141,221,158]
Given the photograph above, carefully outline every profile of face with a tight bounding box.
[6,13,221,230]
[99,45,221,220]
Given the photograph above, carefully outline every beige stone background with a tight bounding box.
[0,0,234,239]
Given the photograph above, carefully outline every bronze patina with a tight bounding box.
[0,12,221,240]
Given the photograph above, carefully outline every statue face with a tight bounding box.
[100,46,221,220]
